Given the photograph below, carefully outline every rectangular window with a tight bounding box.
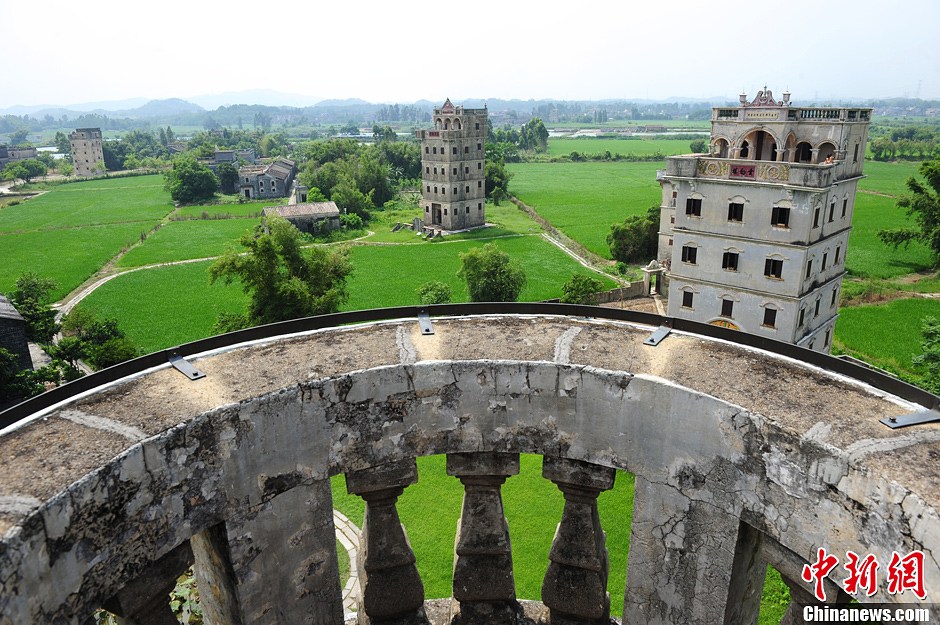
[477,143,482,150]
[426,185,430,192]
[444,209,448,215]
[425,166,430,174]
[453,167,457,174]
[813,206,821,228]
[466,207,470,213]
[835,246,841,265]
[814,299,821,317]
[799,308,806,327]
[478,162,482,170]
[465,185,470,192]
[763,308,777,328]
[453,187,457,195]
[478,180,482,188]
[853,144,859,162]
[682,291,693,308]
[681,245,697,264]
[478,202,482,209]
[771,206,790,227]
[465,146,470,153]
[828,202,835,222]
[685,198,702,216]
[825,328,831,346]
[727,202,744,222]
[425,146,429,154]
[764,258,783,279]
[721,299,734,318]
[465,167,469,174]
[831,288,838,307]
[475,122,480,130]
[434,167,438,174]
[722,251,739,271]
[842,199,848,218]
[821,253,828,270]
[433,147,437,154]
[452,147,458,155]
[805,260,813,279]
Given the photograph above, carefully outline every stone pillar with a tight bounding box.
[540,456,616,625]
[346,459,429,625]
[102,542,193,625]
[811,148,821,164]
[775,148,786,162]
[779,574,852,625]
[191,479,343,625]
[624,476,765,625]
[446,452,520,624]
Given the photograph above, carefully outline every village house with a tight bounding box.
[261,201,341,234]
[238,157,296,199]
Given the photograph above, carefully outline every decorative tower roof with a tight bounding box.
[440,98,455,114]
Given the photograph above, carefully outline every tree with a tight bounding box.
[54,131,71,154]
[3,159,46,184]
[331,176,374,221]
[416,281,452,305]
[164,154,219,204]
[560,274,604,305]
[485,159,512,205]
[9,273,59,343]
[458,244,526,302]
[58,161,74,178]
[914,316,940,393]
[216,162,238,194]
[0,348,44,403]
[519,118,549,152]
[690,139,708,154]
[9,129,29,146]
[608,205,660,264]
[878,159,940,267]
[209,216,352,329]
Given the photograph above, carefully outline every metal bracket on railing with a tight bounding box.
[169,353,206,381]
[417,311,434,336]
[644,325,672,347]
[880,410,940,429]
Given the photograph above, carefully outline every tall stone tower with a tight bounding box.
[415,99,488,231]
[657,88,871,353]
[69,128,105,177]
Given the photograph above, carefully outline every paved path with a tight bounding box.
[333,509,361,615]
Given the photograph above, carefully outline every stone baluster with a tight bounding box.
[102,542,193,625]
[541,456,616,625]
[447,452,521,624]
[346,459,429,625]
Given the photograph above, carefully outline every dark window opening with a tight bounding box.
[842,199,848,218]
[799,308,806,326]
[814,299,821,317]
[722,251,739,271]
[828,202,835,222]
[681,246,697,264]
[835,246,841,265]
[821,253,828,271]
[813,206,821,228]
[764,258,784,279]
[771,206,790,227]
[727,202,744,222]
[831,288,838,307]
[853,144,859,162]
[682,291,694,308]
[763,308,777,328]
[721,299,734,318]
[453,147,458,155]
[685,198,702,216]
[805,260,813,278]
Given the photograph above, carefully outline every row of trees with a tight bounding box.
[0,273,139,404]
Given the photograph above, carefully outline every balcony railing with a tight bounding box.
[0,306,937,624]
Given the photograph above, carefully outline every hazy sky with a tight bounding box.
[3,0,938,109]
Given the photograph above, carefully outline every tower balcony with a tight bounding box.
[661,155,848,189]
[1,305,937,624]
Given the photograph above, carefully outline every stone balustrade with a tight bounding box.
[0,309,938,624]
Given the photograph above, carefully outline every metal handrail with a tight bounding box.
[1,303,935,430]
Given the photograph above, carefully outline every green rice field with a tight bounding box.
[508,161,662,258]
[117,218,260,267]
[835,297,940,380]
[546,137,696,158]
[845,192,932,279]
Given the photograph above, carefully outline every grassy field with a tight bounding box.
[74,261,248,354]
[546,138,695,157]
[845,192,932,279]
[508,162,662,258]
[0,175,171,233]
[835,297,939,380]
[0,224,156,300]
[858,160,922,196]
[117,218,260,267]
[345,236,617,311]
